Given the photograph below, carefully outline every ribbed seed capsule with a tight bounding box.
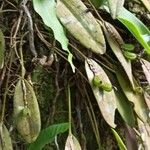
[123,51,137,60]
[93,75,102,87]
[0,124,13,150]
[100,82,113,92]
[93,75,112,92]
[121,43,135,51]
[14,79,41,143]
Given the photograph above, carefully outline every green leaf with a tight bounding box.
[28,123,69,150]
[112,129,127,150]
[117,8,150,54]
[85,59,117,128]
[56,0,106,54]
[65,133,81,150]
[32,0,75,72]
[0,29,5,69]
[107,0,125,19]
[116,69,149,123]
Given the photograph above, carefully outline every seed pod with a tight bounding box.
[14,79,41,143]
[100,82,113,92]
[0,124,13,150]
[93,75,112,92]
[93,75,102,87]
[121,43,134,51]
[123,51,137,60]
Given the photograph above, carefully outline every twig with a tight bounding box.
[21,0,37,57]
[0,9,18,13]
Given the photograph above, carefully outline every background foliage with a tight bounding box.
[0,0,150,149]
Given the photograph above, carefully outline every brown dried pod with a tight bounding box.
[13,79,41,143]
[0,124,13,150]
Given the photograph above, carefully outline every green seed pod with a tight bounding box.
[0,124,13,150]
[121,43,134,51]
[93,75,102,87]
[123,51,137,60]
[14,79,41,143]
[100,82,113,92]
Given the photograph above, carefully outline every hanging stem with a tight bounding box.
[0,50,14,123]
[19,33,28,78]
[68,84,72,135]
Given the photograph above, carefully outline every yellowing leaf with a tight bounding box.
[56,0,106,54]
[138,119,150,149]
[85,59,116,128]
[144,92,150,110]
[0,124,13,150]
[14,79,41,143]
[116,69,149,123]
[140,59,150,84]
[0,29,5,69]
[103,21,135,89]
[107,0,125,19]
[140,0,150,12]
[65,134,81,150]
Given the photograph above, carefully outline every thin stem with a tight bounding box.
[0,50,14,123]
[19,33,28,78]
[68,84,72,135]
[87,0,104,23]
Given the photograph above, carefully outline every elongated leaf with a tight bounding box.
[115,88,135,126]
[28,123,69,150]
[117,8,150,54]
[138,119,150,149]
[103,21,135,89]
[144,92,150,109]
[33,0,75,72]
[65,133,81,150]
[125,125,138,150]
[140,58,150,84]
[140,0,150,12]
[85,59,116,128]
[104,70,135,126]
[139,59,150,109]
[0,124,13,150]
[116,69,149,123]
[56,0,106,54]
[0,29,5,69]
[14,79,41,143]
[112,129,127,150]
[107,0,125,19]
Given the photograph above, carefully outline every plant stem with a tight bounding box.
[68,84,72,135]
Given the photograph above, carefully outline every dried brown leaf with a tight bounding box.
[65,134,81,150]
[13,79,41,143]
[56,0,106,54]
[0,124,13,150]
[85,58,116,128]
